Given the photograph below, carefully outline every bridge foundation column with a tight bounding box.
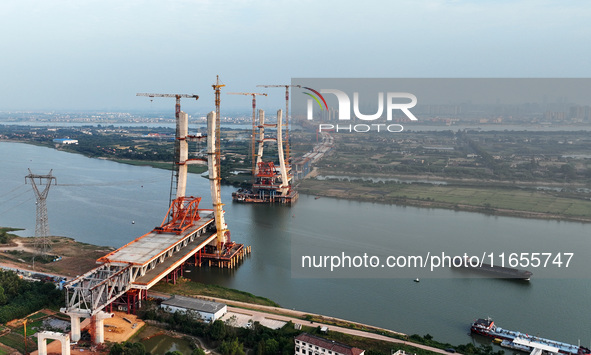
[67,313,83,342]
[93,311,114,344]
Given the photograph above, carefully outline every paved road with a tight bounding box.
[148,291,456,355]
[0,261,68,279]
[227,306,454,354]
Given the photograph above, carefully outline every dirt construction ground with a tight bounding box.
[30,312,144,355]
[103,311,145,343]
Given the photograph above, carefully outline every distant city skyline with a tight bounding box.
[1,1,590,112]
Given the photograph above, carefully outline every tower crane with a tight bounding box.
[227,92,267,183]
[136,93,199,210]
[212,76,225,181]
[256,84,301,168]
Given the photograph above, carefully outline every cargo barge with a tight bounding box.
[471,318,591,355]
[460,257,532,280]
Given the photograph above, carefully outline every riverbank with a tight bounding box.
[299,178,591,223]
[152,277,280,307]
[147,289,458,355]
[0,233,114,278]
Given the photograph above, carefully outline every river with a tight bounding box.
[0,141,590,347]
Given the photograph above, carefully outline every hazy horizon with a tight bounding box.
[2,1,591,112]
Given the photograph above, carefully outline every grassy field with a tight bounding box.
[300,179,591,222]
[13,320,43,337]
[151,278,280,307]
[0,331,34,353]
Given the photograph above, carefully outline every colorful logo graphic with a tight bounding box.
[302,87,328,111]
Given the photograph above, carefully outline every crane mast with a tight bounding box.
[212,76,225,183]
[227,92,267,184]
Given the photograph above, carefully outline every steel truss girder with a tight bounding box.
[63,263,139,316]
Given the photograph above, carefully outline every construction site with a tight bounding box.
[0,78,309,353]
[46,77,261,348]
[230,85,299,205]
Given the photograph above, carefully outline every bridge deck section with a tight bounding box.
[99,210,214,266]
[132,231,217,289]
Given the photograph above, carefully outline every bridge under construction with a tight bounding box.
[61,86,249,344]
[231,108,298,204]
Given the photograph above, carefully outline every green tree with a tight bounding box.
[210,319,227,340]
[219,338,245,355]
[265,338,279,355]
[0,230,8,244]
[0,286,7,305]
[192,348,207,355]
[256,341,265,355]
[109,342,146,355]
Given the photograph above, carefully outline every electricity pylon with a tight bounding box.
[25,169,56,256]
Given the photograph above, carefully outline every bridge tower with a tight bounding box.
[136,93,199,212]
[254,109,290,197]
[231,109,298,204]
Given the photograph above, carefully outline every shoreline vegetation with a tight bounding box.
[299,177,591,223]
[152,278,280,308]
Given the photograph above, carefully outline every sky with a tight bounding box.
[1,0,590,113]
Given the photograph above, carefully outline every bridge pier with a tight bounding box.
[64,312,85,342]
[61,310,113,344]
[93,311,114,344]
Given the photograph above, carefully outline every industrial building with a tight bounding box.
[295,333,365,355]
[53,138,78,144]
[160,295,227,323]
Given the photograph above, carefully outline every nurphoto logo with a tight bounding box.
[303,87,418,133]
